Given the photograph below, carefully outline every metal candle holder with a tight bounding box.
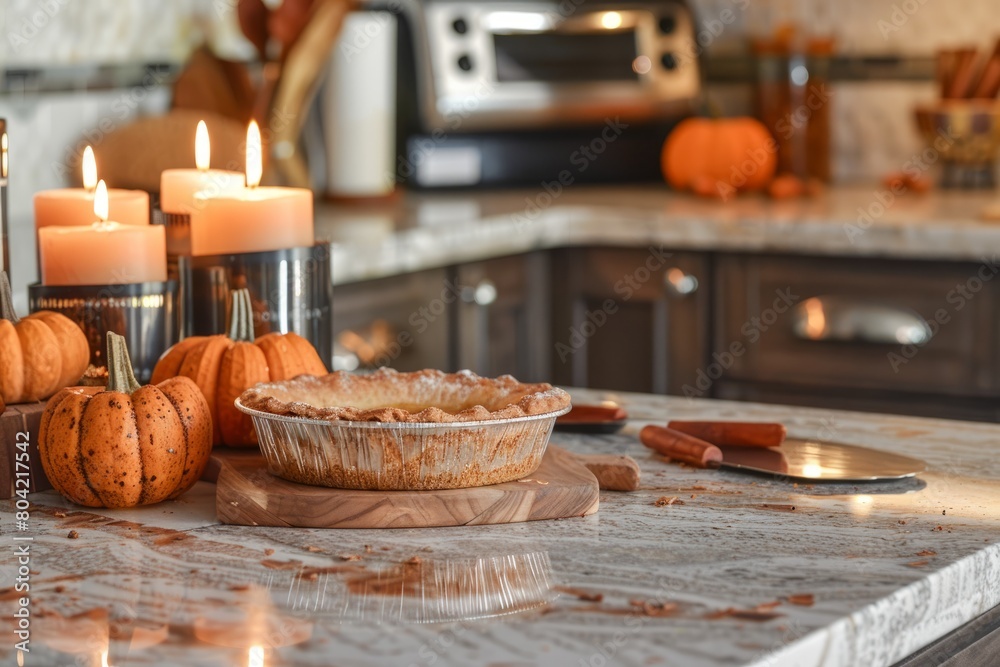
[28,281,180,383]
[159,209,191,285]
[178,245,332,367]
[161,211,191,261]
[0,118,8,277]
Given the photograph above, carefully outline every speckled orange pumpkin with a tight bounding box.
[38,332,213,508]
[151,289,327,447]
[0,271,89,404]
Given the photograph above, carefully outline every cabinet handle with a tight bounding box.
[791,296,933,345]
[664,268,699,296]
[461,279,498,306]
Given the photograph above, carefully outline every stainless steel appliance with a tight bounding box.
[391,0,700,187]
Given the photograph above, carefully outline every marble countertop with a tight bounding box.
[3,389,1000,667]
[317,186,1000,285]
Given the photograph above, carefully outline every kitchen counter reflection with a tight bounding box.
[4,389,1000,666]
[317,186,1000,285]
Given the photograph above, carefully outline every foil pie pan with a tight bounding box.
[235,399,570,490]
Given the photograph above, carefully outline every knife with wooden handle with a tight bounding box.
[639,426,722,468]
[666,421,786,448]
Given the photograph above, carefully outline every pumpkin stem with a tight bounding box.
[0,271,20,324]
[105,332,141,394]
[228,288,256,343]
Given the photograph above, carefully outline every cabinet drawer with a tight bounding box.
[716,255,999,396]
[716,380,1000,423]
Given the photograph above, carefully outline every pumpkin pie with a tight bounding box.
[238,368,571,423]
[236,369,572,490]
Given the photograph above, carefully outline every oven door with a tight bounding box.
[416,1,700,131]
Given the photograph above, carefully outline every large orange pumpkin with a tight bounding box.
[38,332,213,508]
[151,289,327,447]
[661,117,777,197]
[0,271,90,404]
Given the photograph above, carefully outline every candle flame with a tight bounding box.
[195,120,210,171]
[1,132,7,179]
[83,146,97,192]
[94,180,109,223]
[246,120,262,189]
[248,645,265,667]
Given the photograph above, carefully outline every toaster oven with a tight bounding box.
[407,0,699,130]
[392,0,701,187]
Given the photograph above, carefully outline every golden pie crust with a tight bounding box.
[238,368,571,423]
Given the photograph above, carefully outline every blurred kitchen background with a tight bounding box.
[0,0,1000,417]
[7,1,998,280]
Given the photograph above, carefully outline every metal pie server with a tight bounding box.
[716,438,926,482]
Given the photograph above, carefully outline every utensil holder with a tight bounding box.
[915,102,1000,189]
[178,245,332,367]
[28,280,180,383]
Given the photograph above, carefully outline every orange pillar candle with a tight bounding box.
[38,181,166,286]
[160,120,243,215]
[189,121,313,256]
[34,146,149,229]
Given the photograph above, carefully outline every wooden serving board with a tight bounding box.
[1,402,53,499]
[213,446,600,529]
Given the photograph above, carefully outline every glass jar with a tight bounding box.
[748,0,835,181]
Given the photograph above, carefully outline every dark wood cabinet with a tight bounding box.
[550,247,710,395]
[453,253,550,382]
[714,253,1000,421]
[333,247,1000,422]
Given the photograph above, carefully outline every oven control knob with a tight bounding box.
[458,54,473,72]
[661,53,678,70]
[658,15,676,34]
[452,17,468,34]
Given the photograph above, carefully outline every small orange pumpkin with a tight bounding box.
[38,332,213,508]
[151,289,327,446]
[661,117,777,197]
[0,271,90,404]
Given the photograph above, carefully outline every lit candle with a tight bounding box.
[38,181,166,286]
[160,120,244,215]
[34,146,149,229]
[189,121,313,256]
